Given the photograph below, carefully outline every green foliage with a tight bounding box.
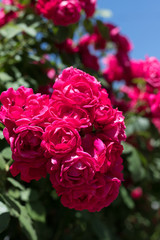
[0,201,10,233]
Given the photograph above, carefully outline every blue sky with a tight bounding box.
[97,0,160,60]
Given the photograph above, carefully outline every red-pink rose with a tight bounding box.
[94,102,126,143]
[79,0,96,17]
[80,49,99,71]
[52,67,101,109]
[9,125,47,182]
[42,120,81,158]
[36,0,81,26]
[48,100,93,129]
[143,57,160,89]
[0,86,50,128]
[60,174,121,212]
[48,150,121,211]
[103,55,124,83]
[48,150,97,191]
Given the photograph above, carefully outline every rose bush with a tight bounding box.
[0,0,159,239]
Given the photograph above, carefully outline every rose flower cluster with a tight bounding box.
[36,0,96,26]
[0,67,126,212]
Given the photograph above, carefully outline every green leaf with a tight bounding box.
[125,116,150,137]
[0,130,4,140]
[96,20,110,39]
[0,155,6,171]
[83,19,94,34]
[0,194,21,218]
[19,0,31,4]
[123,142,145,182]
[120,186,135,209]
[0,201,10,233]
[7,177,25,191]
[26,202,46,223]
[18,23,37,37]
[53,26,70,43]
[1,147,12,160]
[8,189,20,199]
[19,206,38,240]
[0,23,36,39]
[0,25,22,39]
[20,189,39,202]
[0,72,13,82]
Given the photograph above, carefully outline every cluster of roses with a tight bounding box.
[0,67,126,212]
[1,0,96,28]
[55,23,132,72]
[36,0,96,26]
[106,56,160,132]
[0,0,36,27]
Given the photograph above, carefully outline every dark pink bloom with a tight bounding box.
[131,187,143,200]
[9,125,47,182]
[48,100,93,129]
[48,134,122,212]
[0,86,50,129]
[94,102,126,143]
[52,67,101,109]
[58,173,121,212]
[103,55,124,83]
[36,0,81,26]
[130,59,145,79]
[79,0,96,17]
[81,49,99,71]
[143,57,160,89]
[0,67,126,212]
[42,120,81,158]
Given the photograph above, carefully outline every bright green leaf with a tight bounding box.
[1,147,12,160]
[7,177,25,191]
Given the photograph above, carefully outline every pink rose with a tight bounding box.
[48,100,93,129]
[52,67,101,109]
[36,0,81,26]
[143,57,160,89]
[79,0,96,17]
[130,59,145,79]
[9,125,47,182]
[41,120,81,158]
[60,174,121,212]
[48,150,121,212]
[94,102,126,143]
[103,55,124,82]
[48,150,97,191]
[0,86,33,126]
[80,49,99,71]
[81,134,106,170]
[48,133,123,211]
[0,86,50,128]
[103,110,126,143]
